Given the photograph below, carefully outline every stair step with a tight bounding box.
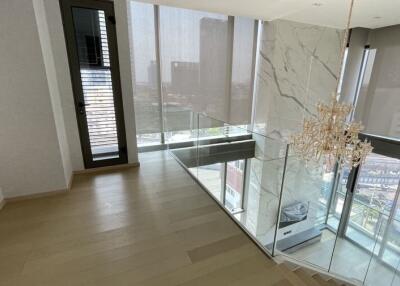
[327,279,341,286]
[294,268,322,286]
[302,266,319,277]
[277,263,307,286]
[313,274,337,286]
[282,260,300,271]
[271,279,295,286]
[276,259,357,286]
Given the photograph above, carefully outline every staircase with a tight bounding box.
[275,259,359,286]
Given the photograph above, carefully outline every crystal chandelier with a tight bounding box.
[291,94,373,168]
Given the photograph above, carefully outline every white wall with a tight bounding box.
[0,0,139,200]
[41,0,85,171]
[0,0,68,198]
[33,0,73,183]
[115,0,139,164]
[0,188,4,208]
[355,25,400,138]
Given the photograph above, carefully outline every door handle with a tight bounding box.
[78,102,90,114]
[78,102,90,108]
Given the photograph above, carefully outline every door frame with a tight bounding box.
[60,0,128,168]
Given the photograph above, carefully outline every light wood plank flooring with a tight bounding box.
[0,151,296,285]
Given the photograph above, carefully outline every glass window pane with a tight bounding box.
[230,17,255,125]
[346,153,400,251]
[382,218,400,267]
[354,154,399,215]
[129,2,162,146]
[159,6,229,135]
[225,160,245,211]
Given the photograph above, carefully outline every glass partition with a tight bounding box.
[330,213,386,284]
[391,257,400,286]
[275,151,338,270]
[358,216,400,286]
[327,166,350,230]
[164,108,198,143]
[167,110,400,285]
[197,114,228,202]
[328,149,400,285]
[241,132,288,254]
[168,111,289,256]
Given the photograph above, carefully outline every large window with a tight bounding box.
[129,2,162,146]
[128,2,258,147]
[326,145,400,270]
[230,17,256,125]
[346,153,400,255]
[160,7,229,143]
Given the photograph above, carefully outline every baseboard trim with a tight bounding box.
[73,162,140,175]
[5,188,69,203]
[3,173,74,205]
[1,163,139,207]
[67,172,74,190]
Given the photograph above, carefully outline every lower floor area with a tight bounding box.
[169,143,400,285]
[289,229,400,285]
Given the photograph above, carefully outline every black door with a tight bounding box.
[60,0,128,168]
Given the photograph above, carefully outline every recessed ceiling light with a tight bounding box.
[312,3,323,7]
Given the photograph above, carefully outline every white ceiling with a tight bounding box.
[136,0,400,29]
[351,0,400,29]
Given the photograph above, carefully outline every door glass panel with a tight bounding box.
[327,166,350,230]
[364,216,400,286]
[330,153,400,284]
[346,153,400,250]
[382,218,400,267]
[72,8,120,160]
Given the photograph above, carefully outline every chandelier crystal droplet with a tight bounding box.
[290,94,373,168]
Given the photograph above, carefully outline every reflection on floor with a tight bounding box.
[289,229,400,285]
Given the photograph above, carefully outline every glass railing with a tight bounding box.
[167,110,289,255]
[360,215,400,286]
[165,110,400,285]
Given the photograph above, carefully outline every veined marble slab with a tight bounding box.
[254,19,345,140]
[243,19,345,247]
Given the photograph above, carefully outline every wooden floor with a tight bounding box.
[0,151,293,286]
